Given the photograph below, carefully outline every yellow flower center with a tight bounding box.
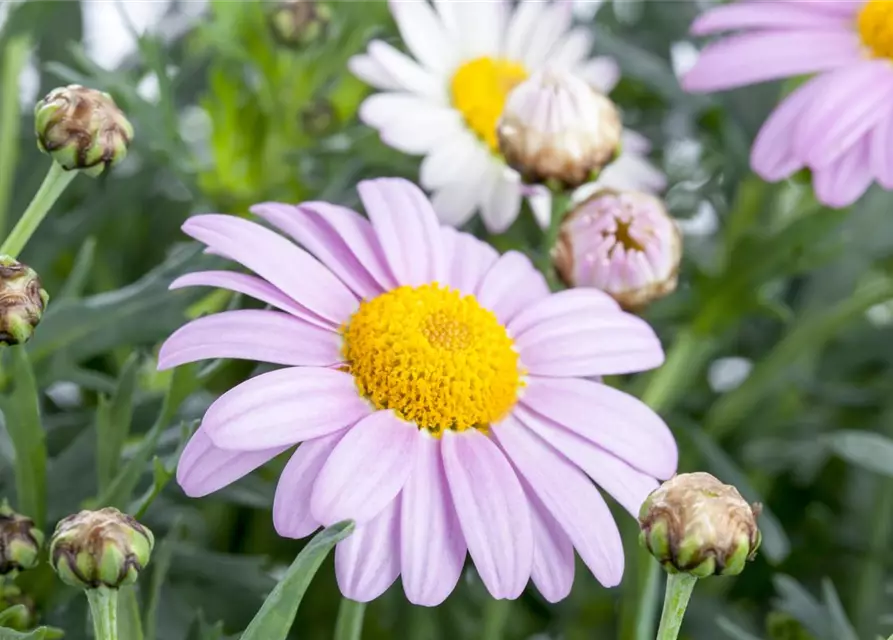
[450,57,528,152]
[343,284,522,436]
[859,0,893,59]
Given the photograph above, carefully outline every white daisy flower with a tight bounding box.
[351,0,662,234]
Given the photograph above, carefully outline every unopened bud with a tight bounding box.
[0,256,48,346]
[0,500,44,575]
[35,85,133,177]
[300,98,338,137]
[50,508,154,590]
[269,0,332,48]
[554,189,681,311]
[0,587,37,631]
[497,68,622,189]
[639,472,761,577]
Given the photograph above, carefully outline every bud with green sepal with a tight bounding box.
[268,0,332,48]
[50,508,154,640]
[34,85,133,178]
[0,257,48,346]
[0,500,43,576]
[639,472,762,640]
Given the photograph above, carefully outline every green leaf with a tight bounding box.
[131,455,177,520]
[0,607,28,628]
[56,236,97,301]
[97,352,141,493]
[118,585,145,640]
[0,346,47,528]
[0,626,63,640]
[822,431,893,477]
[820,579,858,640]
[145,518,183,640]
[240,521,355,640]
[0,34,30,233]
[716,616,766,640]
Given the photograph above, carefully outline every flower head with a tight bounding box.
[554,190,681,310]
[498,68,622,188]
[50,508,154,590]
[35,85,133,177]
[639,472,761,577]
[160,177,678,605]
[350,0,643,233]
[0,501,43,575]
[683,0,893,208]
[269,0,332,48]
[0,256,48,346]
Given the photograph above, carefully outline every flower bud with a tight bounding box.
[34,85,133,177]
[639,472,761,578]
[50,508,154,590]
[0,587,37,631]
[497,68,622,189]
[0,501,44,575]
[300,98,338,137]
[0,256,49,346]
[269,0,332,48]
[554,189,681,311]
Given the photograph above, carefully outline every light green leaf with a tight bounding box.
[716,616,766,640]
[0,607,28,628]
[57,236,97,301]
[97,352,141,493]
[821,579,858,640]
[823,431,893,477]
[240,521,355,640]
[0,626,63,640]
[0,346,47,529]
[0,34,30,232]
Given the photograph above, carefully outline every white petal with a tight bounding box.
[348,54,403,91]
[368,40,447,102]
[389,0,457,75]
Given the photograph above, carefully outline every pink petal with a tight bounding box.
[400,434,466,606]
[170,271,334,330]
[516,307,664,377]
[751,75,829,181]
[690,3,851,35]
[528,493,574,603]
[576,56,621,94]
[755,0,860,16]
[273,432,345,539]
[203,367,370,451]
[492,416,624,587]
[157,310,341,370]
[521,376,677,479]
[251,202,384,300]
[358,178,447,287]
[476,251,550,325]
[182,215,358,324]
[514,404,659,516]
[441,429,533,600]
[871,111,893,189]
[507,288,619,337]
[176,427,289,498]
[440,227,499,296]
[311,411,420,526]
[812,137,873,208]
[682,30,861,93]
[793,62,893,168]
[335,498,402,602]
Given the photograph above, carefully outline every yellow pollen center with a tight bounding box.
[611,218,645,253]
[342,284,522,436]
[451,56,528,152]
[859,0,893,59]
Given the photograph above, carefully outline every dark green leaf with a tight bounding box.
[822,431,893,477]
[96,352,140,492]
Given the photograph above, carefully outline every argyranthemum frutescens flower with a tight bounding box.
[683,0,893,208]
[349,0,664,233]
[159,178,678,605]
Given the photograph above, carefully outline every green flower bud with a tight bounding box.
[300,98,338,137]
[0,256,48,346]
[0,586,37,631]
[50,508,154,590]
[269,0,332,48]
[34,85,133,177]
[0,501,44,575]
[639,472,761,577]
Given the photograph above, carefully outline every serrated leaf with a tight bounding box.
[240,521,355,640]
[822,431,893,477]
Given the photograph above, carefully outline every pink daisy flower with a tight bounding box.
[159,178,677,605]
[682,0,893,208]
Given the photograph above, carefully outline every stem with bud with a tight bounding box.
[0,162,76,259]
[85,587,119,640]
[656,574,698,640]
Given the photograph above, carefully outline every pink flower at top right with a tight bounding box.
[682,1,893,208]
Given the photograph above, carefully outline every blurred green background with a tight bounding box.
[1,1,893,638]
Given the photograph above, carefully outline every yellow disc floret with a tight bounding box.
[343,284,522,435]
[859,0,893,60]
[451,57,528,152]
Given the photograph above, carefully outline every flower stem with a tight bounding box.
[0,161,77,259]
[334,598,366,640]
[481,598,511,640]
[86,587,119,640]
[538,190,572,288]
[656,573,697,640]
[0,35,31,236]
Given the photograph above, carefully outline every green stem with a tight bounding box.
[0,35,31,236]
[656,574,697,640]
[481,598,511,640]
[334,598,366,640]
[538,190,572,287]
[0,161,77,259]
[86,587,119,640]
